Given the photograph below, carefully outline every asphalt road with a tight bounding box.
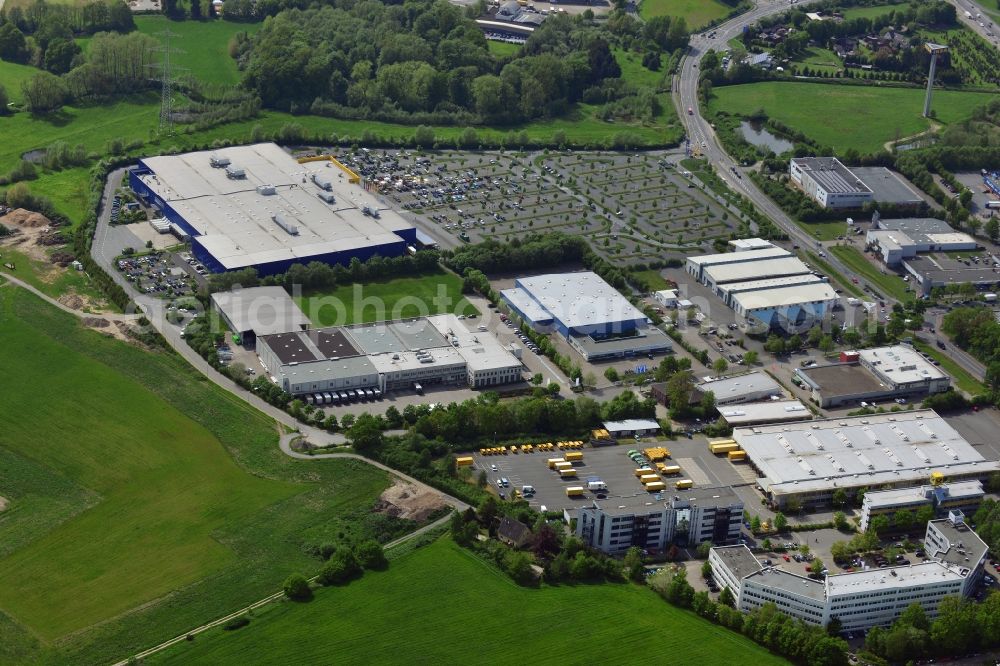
[951,0,999,45]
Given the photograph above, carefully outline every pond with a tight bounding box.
[738,120,794,154]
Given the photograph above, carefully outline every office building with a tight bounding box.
[859,481,984,531]
[576,486,744,555]
[718,399,812,427]
[130,143,417,275]
[697,371,783,405]
[867,217,977,266]
[790,157,874,209]
[732,410,1000,509]
[711,513,988,631]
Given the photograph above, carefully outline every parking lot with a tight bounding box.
[334,148,740,266]
[115,251,198,298]
[471,434,759,513]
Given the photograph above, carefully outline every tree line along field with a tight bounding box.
[149,537,791,666]
[708,81,1000,154]
[0,287,403,666]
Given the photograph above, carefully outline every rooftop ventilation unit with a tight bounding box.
[317,191,336,204]
[225,165,246,179]
[210,155,231,168]
[256,184,276,195]
[312,173,333,191]
[272,212,299,236]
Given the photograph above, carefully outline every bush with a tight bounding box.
[317,549,362,585]
[282,573,312,600]
[355,540,389,570]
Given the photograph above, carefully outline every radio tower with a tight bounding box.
[150,28,184,135]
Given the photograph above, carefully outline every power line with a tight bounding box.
[149,28,186,135]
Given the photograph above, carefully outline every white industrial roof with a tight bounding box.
[720,400,811,425]
[426,314,523,373]
[211,286,310,335]
[704,257,812,284]
[729,238,775,251]
[654,289,678,300]
[863,481,983,510]
[688,246,789,267]
[700,371,781,400]
[721,274,824,294]
[733,410,1000,496]
[138,143,413,270]
[511,272,647,330]
[730,282,839,311]
[603,419,661,432]
[859,345,947,385]
[499,286,552,322]
[826,561,962,596]
[368,345,466,373]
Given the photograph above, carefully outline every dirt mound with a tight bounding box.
[82,316,111,328]
[0,496,8,512]
[373,481,447,523]
[60,294,85,310]
[1,208,53,228]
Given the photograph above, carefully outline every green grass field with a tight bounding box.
[0,287,398,665]
[0,245,110,305]
[639,0,731,28]
[631,268,672,290]
[839,1,907,20]
[829,246,911,302]
[912,340,985,395]
[487,40,522,57]
[0,60,39,104]
[708,82,999,154]
[805,251,864,298]
[295,271,477,326]
[136,17,261,87]
[150,538,791,665]
[795,46,843,71]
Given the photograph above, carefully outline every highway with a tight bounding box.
[951,0,999,45]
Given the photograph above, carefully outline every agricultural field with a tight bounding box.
[136,16,262,87]
[150,538,791,665]
[639,0,733,28]
[707,82,999,154]
[0,287,406,665]
[294,270,477,326]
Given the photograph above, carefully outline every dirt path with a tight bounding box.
[883,121,941,152]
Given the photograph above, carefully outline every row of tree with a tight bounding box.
[866,595,1000,663]
[942,307,1000,395]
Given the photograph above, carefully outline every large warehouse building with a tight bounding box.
[790,158,924,209]
[686,240,838,332]
[710,514,987,632]
[732,410,1000,509]
[257,313,523,396]
[130,143,417,275]
[796,345,951,408]
[500,271,671,360]
[211,286,311,347]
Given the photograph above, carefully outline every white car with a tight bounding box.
[490,464,498,472]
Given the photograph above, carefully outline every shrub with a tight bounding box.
[222,615,251,631]
[282,573,312,600]
[355,540,389,571]
[317,549,362,585]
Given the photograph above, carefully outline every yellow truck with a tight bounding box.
[554,461,573,471]
[644,447,670,461]
[709,439,739,455]
[675,479,694,490]
[455,456,474,467]
[640,474,661,484]
[728,450,747,462]
[645,481,667,492]
[565,451,584,462]
[547,458,566,469]
[565,486,585,497]
[634,467,656,477]
[660,464,682,475]
[559,468,578,478]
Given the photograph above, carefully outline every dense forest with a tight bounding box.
[232,0,684,125]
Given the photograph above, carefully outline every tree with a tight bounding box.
[21,72,69,113]
[283,573,312,600]
[701,560,713,579]
[915,503,934,527]
[0,84,8,115]
[869,515,890,535]
[713,357,728,375]
[830,541,851,563]
[317,548,361,585]
[624,546,645,582]
[0,22,29,64]
[43,38,80,75]
[355,540,388,570]
[987,218,1000,242]
[384,405,403,429]
[665,370,695,409]
[664,569,695,607]
[833,511,849,531]
[696,540,712,559]
[743,350,758,366]
[477,495,500,528]
[604,367,620,383]
[898,602,930,631]
[808,325,823,348]
[810,557,825,574]
[531,372,544,385]
[892,509,914,533]
[787,334,803,351]
[819,335,835,353]
[773,512,787,532]
[831,488,847,508]
[718,585,735,607]
[750,515,762,533]
[764,334,785,355]
[190,0,203,19]
[348,413,384,453]
[504,550,535,585]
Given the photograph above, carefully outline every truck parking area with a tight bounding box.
[471,435,758,512]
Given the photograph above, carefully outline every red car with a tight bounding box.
[782,554,790,562]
